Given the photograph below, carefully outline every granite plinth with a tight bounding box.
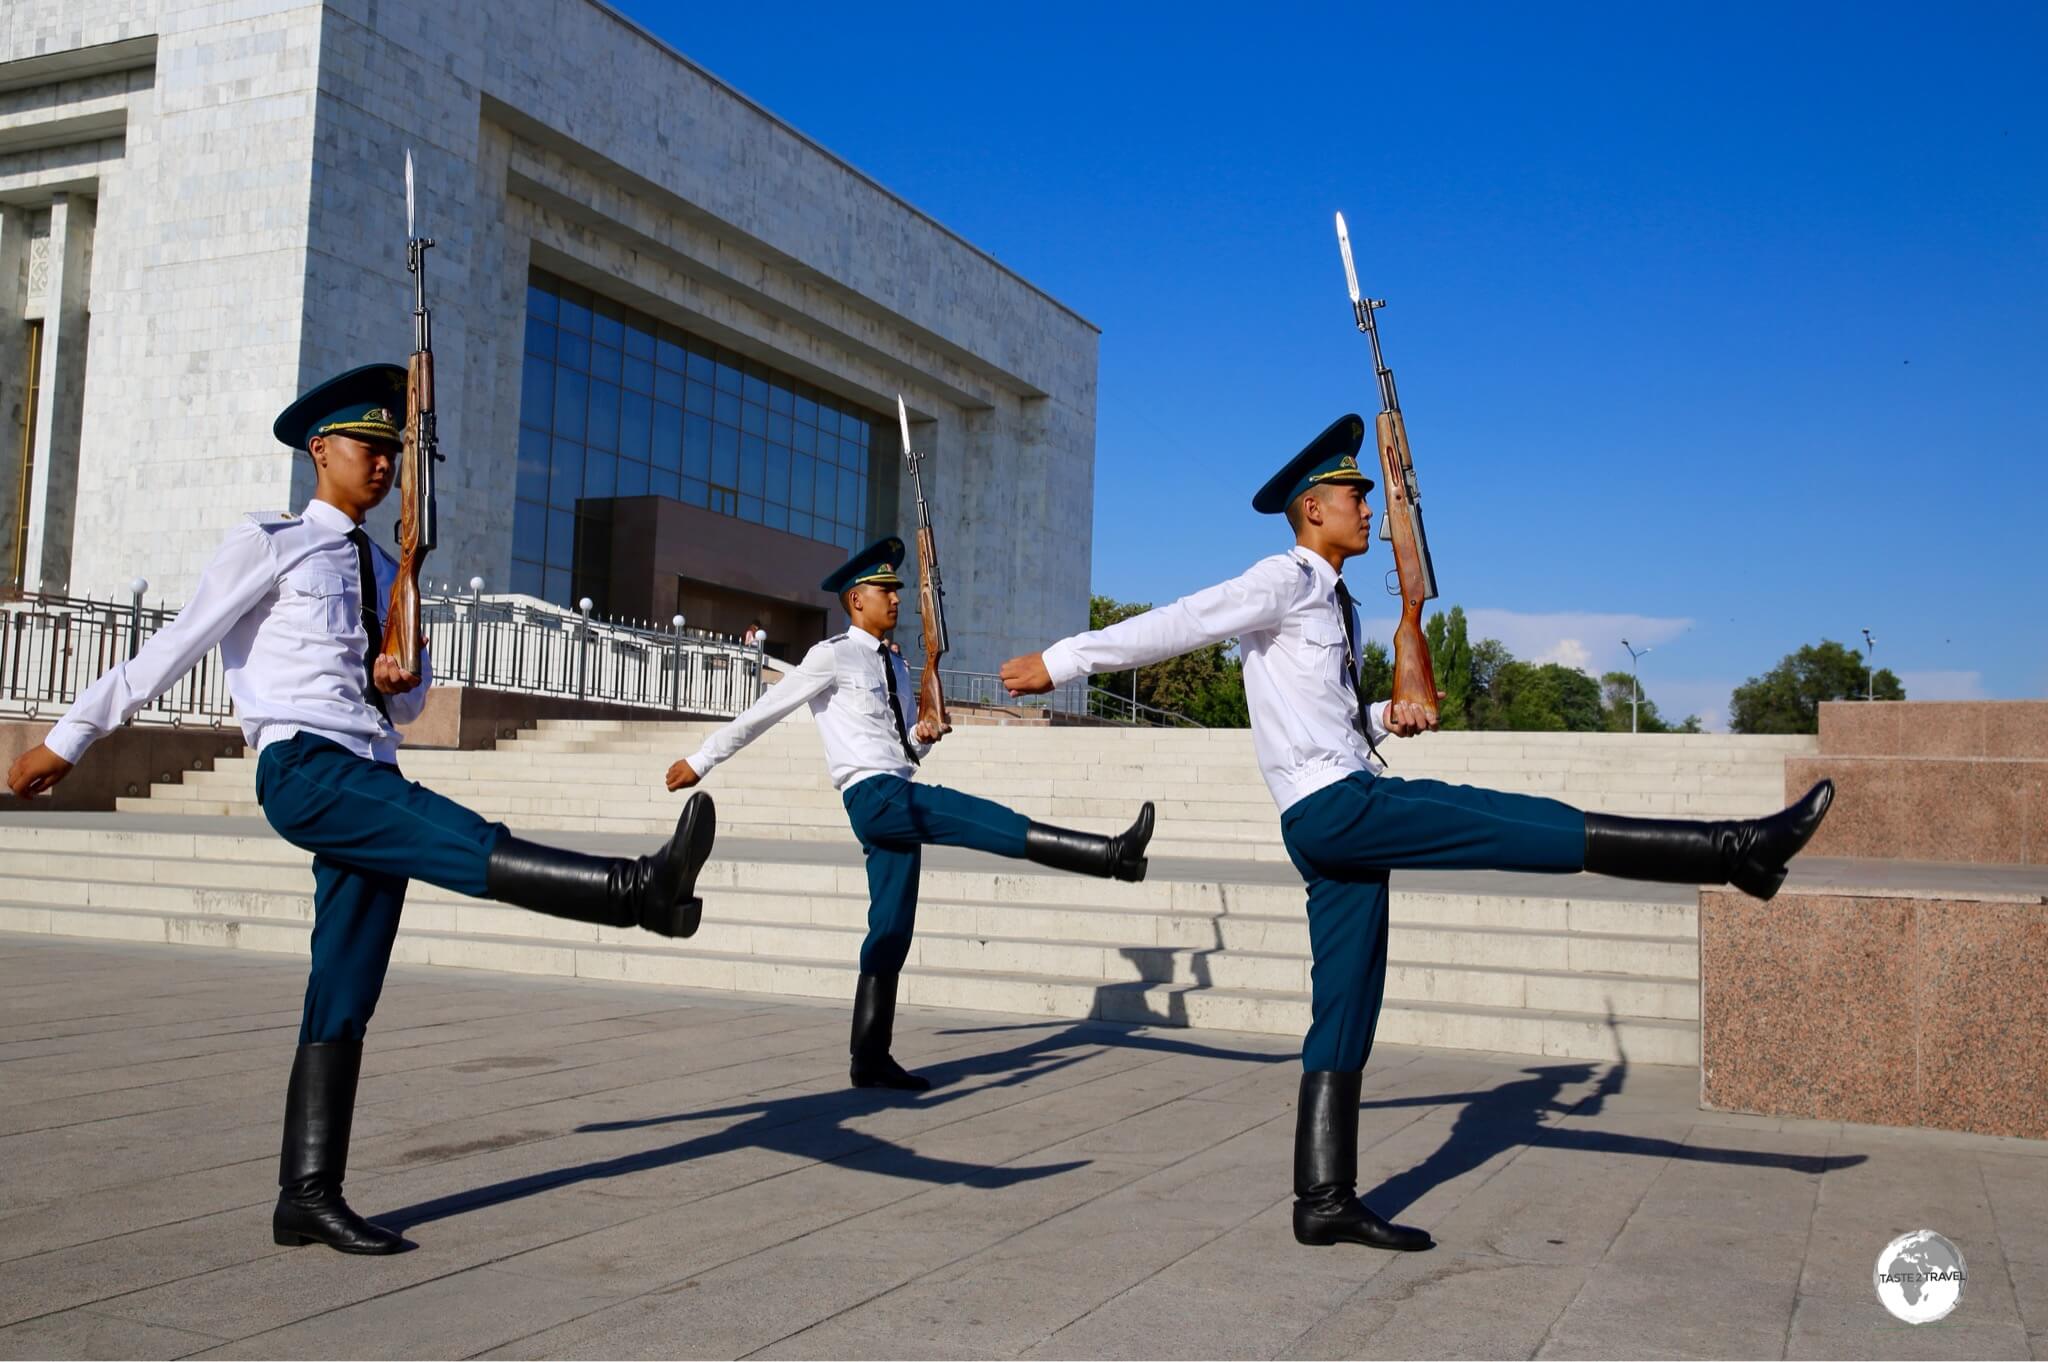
[1788,755,2048,864]
[394,686,721,750]
[1701,884,2048,1138]
[0,720,243,813]
[1793,701,2048,865]
[1820,699,2048,759]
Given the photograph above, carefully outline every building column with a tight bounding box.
[21,193,95,595]
[0,204,30,589]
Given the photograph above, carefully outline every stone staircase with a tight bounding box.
[118,717,1811,862]
[0,718,1817,1065]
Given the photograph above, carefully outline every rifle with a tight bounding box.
[1335,211,1439,714]
[383,149,441,677]
[898,394,949,731]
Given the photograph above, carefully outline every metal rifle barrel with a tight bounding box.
[1358,299,1400,414]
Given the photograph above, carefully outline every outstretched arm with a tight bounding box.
[10,527,276,797]
[666,641,836,789]
[1001,559,1292,695]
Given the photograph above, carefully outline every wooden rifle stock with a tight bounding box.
[1375,408,1438,713]
[381,348,432,676]
[914,525,949,729]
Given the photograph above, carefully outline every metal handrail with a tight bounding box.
[0,590,232,728]
[0,587,771,727]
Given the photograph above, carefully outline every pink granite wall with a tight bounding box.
[1789,701,2048,864]
[1700,886,2048,1139]
[1817,700,2048,759]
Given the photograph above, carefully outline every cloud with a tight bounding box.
[1535,638,1595,671]
[1896,669,1988,701]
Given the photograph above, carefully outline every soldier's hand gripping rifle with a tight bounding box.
[382,149,442,677]
[898,395,950,733]
[1335,211,1439,716]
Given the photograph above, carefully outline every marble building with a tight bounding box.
[0,0,1098,666]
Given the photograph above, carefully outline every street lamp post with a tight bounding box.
[576,597,593,699]
[127,578,149,660]
[1861,628,1876,702]
[466,576,485,683]
[670,613,686,711]
[1622,639,1652,735]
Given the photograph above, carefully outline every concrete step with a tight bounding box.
[0,820,1702,1063]
[0,871,1696,1005]
[0,844,1698,936]
[0,901,1697,1065]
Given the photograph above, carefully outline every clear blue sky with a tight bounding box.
[618,1,2046,727]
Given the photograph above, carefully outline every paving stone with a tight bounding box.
[3,934,2045,1360]
[0,1308,224,1360]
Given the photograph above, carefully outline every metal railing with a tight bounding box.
[934,668,1201,728]
[0,585,1198,731]
[423,591,769,714]
[0,587,234,727]
[0,586,772,727]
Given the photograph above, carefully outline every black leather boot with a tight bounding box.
[849,972,930,1091]
[484,792,715,937]
[1583,779,1833,902]
[273,1042,405,1254]
[1293,1070,1433,1252]
[1023,802,1154,882]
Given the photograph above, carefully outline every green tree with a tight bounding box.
[1466,637,1513,729]
[1088,594,1250,727]
[1424,606,1474,729]
[1600,669,1673,733]
[1358,639,1393,705]
[1488,660,1605,732]
[1728,639,1905,734]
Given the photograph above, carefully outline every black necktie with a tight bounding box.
[346,528,391,721]
[879,642,919,766]
[1332,579,1385,765]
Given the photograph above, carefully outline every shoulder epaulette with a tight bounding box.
[244,511,301,532]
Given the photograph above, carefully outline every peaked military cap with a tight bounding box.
[821,536,906,594]
[1251,413,1376,515]
[273,363,408,451]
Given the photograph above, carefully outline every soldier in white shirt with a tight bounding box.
[1000,414,1833,1255]
[666,536,1155,1091]
[6,366,717,1256]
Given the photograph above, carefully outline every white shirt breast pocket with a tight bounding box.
[280,568,356,637]
[1299,618,1351,677]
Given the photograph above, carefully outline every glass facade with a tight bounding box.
[513,270,886,606]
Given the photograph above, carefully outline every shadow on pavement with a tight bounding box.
[373,1013,1273,1232]
[1359,1055,1868,1218]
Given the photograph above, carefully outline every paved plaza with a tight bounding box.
[2,934,2043,1359]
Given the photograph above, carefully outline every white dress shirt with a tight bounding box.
[1042,546,1391,813]
[46,498,431,767]
[686,629,933,793]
